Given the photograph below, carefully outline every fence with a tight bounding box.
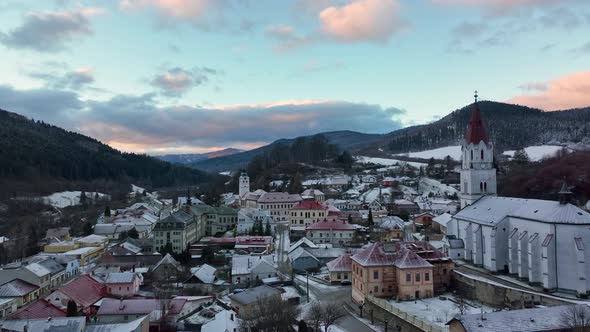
[365,295,444,332]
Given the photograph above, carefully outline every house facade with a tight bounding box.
[305,220,356,246]
[257,192,302,221]
[153,208,198,253]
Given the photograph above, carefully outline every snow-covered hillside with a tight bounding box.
[403,146,462,161]
[502,145,565,161]
[42,191,110,208]
[355,156,426,168]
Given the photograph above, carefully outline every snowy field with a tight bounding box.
[389,294,496,330]
[355,156,426,168]
[419,178,458,197]
[402,146,462,161]
[502,145,565,161]
[42,191,109,208]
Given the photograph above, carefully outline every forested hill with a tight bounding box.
[0,109,214,196]
[191,130,383,172]
[384,101,590,154]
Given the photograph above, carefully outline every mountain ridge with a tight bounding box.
[156,148,244,165]
[190,101,590,172]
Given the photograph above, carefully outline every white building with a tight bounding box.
[239,171,250,199]
[257,192,302,221]
[231,255,278,284]
[449,98,590,297]
[459,98,497,209]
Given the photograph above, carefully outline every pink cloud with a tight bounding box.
[319,0,405,42]
[507,71,590,111]
[120,0,220,23]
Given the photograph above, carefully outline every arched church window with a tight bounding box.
[470,150,473,160]
[481,150,484,160]
[480,182,483,191]
[484,182,487,192]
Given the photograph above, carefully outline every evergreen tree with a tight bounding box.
[288,173,303,194]
[367,209,374,226]
[118,231,128,240]
[347,214,353,224]
[264,220,271,236]
[26,225,39,256]
[512,148,530,165]
[298,320,308,332]
[128,227,139,239]
[79,191,87,206]
[104,206,111,217]
[66,300,78,317]
[83,222,93,236]
[202,245,214,264]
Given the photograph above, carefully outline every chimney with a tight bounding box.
[185,205,191,214]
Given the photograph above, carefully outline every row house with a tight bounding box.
[257,192,302,221]
[153,207,199,254]
[305,219,356,246]
[289,200,328,233]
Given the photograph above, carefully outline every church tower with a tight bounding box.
[460,92,497,208]
[239,170,250,198]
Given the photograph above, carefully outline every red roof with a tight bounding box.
[306,219,355,231]
[465,102,489,144]
[57,275,105,308]
[10,299,66,320]
[351,242,432,268]
[292,200,326,210]
[326,254,352,272]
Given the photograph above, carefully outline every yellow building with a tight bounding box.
[64,247,104,265]
[43,241,79,253]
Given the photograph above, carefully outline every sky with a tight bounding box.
[1,0,590,155]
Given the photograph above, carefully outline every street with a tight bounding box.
[294,275,376,332]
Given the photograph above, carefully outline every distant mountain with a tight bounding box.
[157,148,244,165]
[0,109,216,197]
[190,131,384,172]
[380,101,590,155]
[191,101,590,172]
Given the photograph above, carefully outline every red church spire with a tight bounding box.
[465,90,489,144]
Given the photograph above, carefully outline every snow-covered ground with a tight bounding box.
[388,294,496,330]
[419,178,458,198]
[502,145,565,161]
[355,156,426,168]
[401,146,462,161]
[42,191,109,208]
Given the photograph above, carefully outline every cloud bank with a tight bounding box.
[0,85,405,154]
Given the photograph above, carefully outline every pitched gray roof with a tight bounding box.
[0,317,85,332]
[229,285,281,305]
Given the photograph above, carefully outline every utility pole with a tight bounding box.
[306,271,310,303]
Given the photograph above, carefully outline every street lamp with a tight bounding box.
[358,303,364,318]
[384,318,389,332]
[370,308,374,325]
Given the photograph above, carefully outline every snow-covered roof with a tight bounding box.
[326,254,352,272]
[433,213,453,226]
[231,255,275,276]
[288,237,318,253]
[288,247,320,262]
[351,242,432,269]
[454,196,590,226]
[190,264,217,284]
[201,310,239,332]
[449,305,579,332]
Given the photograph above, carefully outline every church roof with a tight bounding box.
[465,102,489,145]
[454,196,590,226]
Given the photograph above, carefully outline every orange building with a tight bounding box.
[351,241,453,303]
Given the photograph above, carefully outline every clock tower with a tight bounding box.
[460,92,497,208]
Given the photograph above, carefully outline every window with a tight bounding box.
[415,272,420,282]
[374,286,378,293]
[425,272,430,281]
[373,270,379,280]
[443,268,447,275]
[481,150,484,160]
[406,273,411,282]
[470,150,473,160]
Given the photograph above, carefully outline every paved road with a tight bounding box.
[294,275,376,332]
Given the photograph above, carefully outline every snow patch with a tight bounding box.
[402,146,462,161]
[502,145,566,161]
[355,156,426,168]
[42,191,109,208]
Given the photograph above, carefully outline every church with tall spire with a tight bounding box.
[459,91,497,208]
[448,92,590,298]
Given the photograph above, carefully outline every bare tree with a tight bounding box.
[454,294,468,316]
[239,295,300,332]
[306,301,323,331]
[559,305,590,332]
[321,301,345,332]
